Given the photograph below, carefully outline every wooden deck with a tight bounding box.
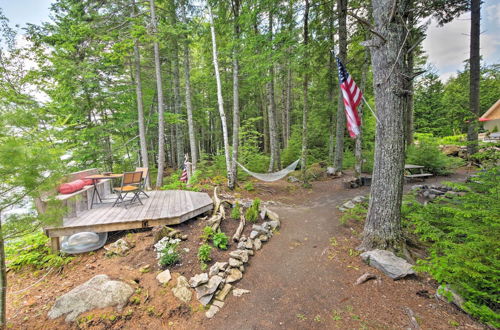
[44,190,213,250]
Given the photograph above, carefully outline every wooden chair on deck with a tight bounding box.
[113,171,144,207]
[135,167,150,198]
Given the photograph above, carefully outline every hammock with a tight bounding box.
[236,159,300,182]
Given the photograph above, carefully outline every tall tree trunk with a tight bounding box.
[328,7,336,163]
[132,1,150,189]
[170,0,184,168]
[229,0,241,190]
[208,5,232,184]
[467,0,480,155]
[403,2,415,146]
[285,63,292,147]
[267,10,280,171]
[0,213,6,328]
[181,1,198,171]
[332,0,348,174]
[354,48,369,179]
[360,0,410,254]
[301,0,310,185]
[150,0,166,188]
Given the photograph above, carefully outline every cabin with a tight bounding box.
[479,99,500,133]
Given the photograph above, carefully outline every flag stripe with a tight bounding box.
[336,57,363,138]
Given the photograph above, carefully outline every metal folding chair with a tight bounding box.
[112,171,144,207]
[135,167,150,198]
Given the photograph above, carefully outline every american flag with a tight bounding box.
[180,163,188,182]
[336,57,362,138]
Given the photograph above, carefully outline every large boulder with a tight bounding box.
[195,275,224,306]
[48,274,134,322]
[172,276,192,303]
[360,249,415,280]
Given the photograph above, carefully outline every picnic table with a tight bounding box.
[84,173,123,208]
[404,164,432,181]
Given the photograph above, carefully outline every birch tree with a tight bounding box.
[229,0,241,190]
[267,9,280,172]
[301,0,310,185]
[208,5,232,185]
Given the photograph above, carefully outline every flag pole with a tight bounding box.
[361,96,381,125]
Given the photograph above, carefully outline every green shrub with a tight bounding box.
[200,226,214,242]
[245,198,261,223]
[212,231,228,250]
[244,182,254,191]
[406,136,463,175]
[403,167,500,327]
[231,203,241,219]
[159,242,180,267]
[6,231,73,270]
[339,202,368,225]
[197,244,212,263]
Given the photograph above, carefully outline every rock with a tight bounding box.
[209,262,228,277]
[229,250,249,263]
[232,288,250,297]
[326,167,336,176]
[217,272,225,277]
[428,194,436,200]
[342,201,356,209]
[252,224,271,236]
[355,273,377,285]
[249,231,259,240]
[195,275,224,306]
[352,195,367,203]
[139,264,150,273]
[260,209,267,220]
[246,249,254,256]
[172,276,192,303]
[269,220,280,230]
[226,268,243,283]
[253,238,262,251]
[411,184,425,191]
[212,300,225,308]
[229,258,243,267]
[47,274,134,322]
[152,226,174,244]
[258,234,268,242]
[215,284,232,301]
[239,265,245,272]
[189,273,209,288]
[360,250,415,280]
[237,240,247,249]
[156,270,171,285]
[244,239,253,250]
[339,207,347,212]
[436,285,465,310]
[104,239,133,256]
[288,176,299,183]
[167,229,181,238]
[266,209,280,222]
[441,145,461,156]
[205,305,219,319]
[180,234,188,240]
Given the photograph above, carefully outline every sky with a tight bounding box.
[1,0,499,83]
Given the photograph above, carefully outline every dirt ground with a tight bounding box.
[6,167,485,329]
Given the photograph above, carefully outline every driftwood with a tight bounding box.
[404,307,420,329]
[232,213,246,242]
[355,273,377,285]
[212,187,221,216]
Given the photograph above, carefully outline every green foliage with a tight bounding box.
[5,232,73,270]
[403,167,500,327]
[243,182,255,191]
[471,143,500,168]
[158,242,180,267]
[212,231,228,250]
[200,226,214,242]
[197,244,212,263]
[245,198,261,223]
[406,134,464,175]
[231,203,241,219]
[339,202,368,225]
[161,171,199,191]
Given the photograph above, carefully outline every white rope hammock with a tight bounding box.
[236,159,300,182]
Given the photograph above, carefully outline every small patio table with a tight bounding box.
[84,173,123,208]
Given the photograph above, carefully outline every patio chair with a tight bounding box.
[135,167,150,198]
[112,171,144,207]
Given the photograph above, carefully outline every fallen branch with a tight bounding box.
[232,213,246,242]
[404,307,420,329]
[212,187,221,216]
[355,272,377,285]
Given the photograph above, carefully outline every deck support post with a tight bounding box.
[50,237,60,253]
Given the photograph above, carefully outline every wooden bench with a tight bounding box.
[35,168,112,218]
[404,164,433,182]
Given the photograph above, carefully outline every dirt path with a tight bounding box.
[203,173,482,329]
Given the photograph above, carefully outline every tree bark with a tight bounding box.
[360,0,410,254]
[267,10,280,172]
[229,0,241,190]
[301,0,310,185]
[354,48,369,179]
[0,213,6,328]
[149,0,166,188]
[332,0,348,174]
[131,1,150,189]
[181,1,198,171]
[208,5,232,185]
[467,0,480,155]
[403,1,415,146]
